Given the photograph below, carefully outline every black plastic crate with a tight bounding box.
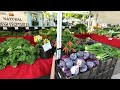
[55,57,118,79]
[107,67,115,78]
[104,58,112,71]
[98,60,107,73]
[111,58,118,67]
[55,60,99,79]
[71,74,80,79]
[79,71,91,79]
[89,66,99,79]
[55,61,66,79]
[102,70,109,79]
[96,58,118,79]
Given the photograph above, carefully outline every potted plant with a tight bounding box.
[34,35,53,59]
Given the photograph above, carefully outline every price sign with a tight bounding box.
[15,27,18,30]
[42,42,52,52]
[69,26,71,29]
[108,38,113,40]
[3,27,7,30]
[62,26,65,29]
[34,27,38,29]
[42,27,45,29]
[26,27,29,30]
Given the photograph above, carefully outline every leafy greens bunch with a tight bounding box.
[0,38,39,69]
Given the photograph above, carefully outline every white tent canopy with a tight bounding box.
[46,11,90,14]
[91,11,120,24]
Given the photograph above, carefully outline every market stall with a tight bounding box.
[55,11,120,79]
[0,11,56,79]
[0,11,120,79]
[0,35,53,79]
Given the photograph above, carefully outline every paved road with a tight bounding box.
[111,59,120,79]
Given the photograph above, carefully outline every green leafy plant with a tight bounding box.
[75,24,87,34]
[0,38,39,69]
[51,28,84,55]
[85,43,120,61]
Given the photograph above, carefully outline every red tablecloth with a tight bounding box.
[74,34,90,39]
[90,34,120,48]
[0,35,53,79]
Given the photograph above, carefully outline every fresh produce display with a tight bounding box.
[58,51,99,78]
[93,29,112,36]
[51,28,85,54]
[75,24,87,34]
[85,43,120,61]
[0,31,26,37]
[0,38,40,69]
[61,29,85,54]
[0,27,57,37]
[92,27,120,39]
[68,24,88,34]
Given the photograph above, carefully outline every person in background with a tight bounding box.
[54,20,57,26]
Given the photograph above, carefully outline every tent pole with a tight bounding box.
[50,11,62,79]
[87,11,91,30]
[56,11,62,60]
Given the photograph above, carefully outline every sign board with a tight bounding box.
[0,11,29,27]
[34,27,38,29]
[15,27,18,30]
[26,27,29,29]
[42,42,52,52]
[3,27,7,30]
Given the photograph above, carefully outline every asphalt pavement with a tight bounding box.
[111,58,120,79]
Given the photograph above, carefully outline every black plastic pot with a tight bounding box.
[39,47,53,59]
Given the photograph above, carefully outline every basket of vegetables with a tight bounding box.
[55,41,120,79]
[55,30,100,79]
[55,51,100,79]
[85,43,120,79]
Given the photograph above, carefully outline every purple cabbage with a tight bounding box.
[75,58,85,67]
[86,61,95,69]
[89,53,96,60]
[59,60,66,67]
[83,52,90,59]
[66,60,74,69]
[80,65,88,72]
[93,60,100,66]
[65,71,72,77]
[63,58,71,63]
[70,53,77,60]
[62,66,68,73]
[70,65,79,75]
[73,61,76,65]
[76,51,84,58]
[61,55,69,60]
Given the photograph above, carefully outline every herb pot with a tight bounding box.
[39,47,53,59]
